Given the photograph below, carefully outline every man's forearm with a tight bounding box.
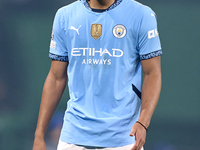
[34,73,67,138]
[138,71,161,128]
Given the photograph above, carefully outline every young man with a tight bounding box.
[33,0,162,150]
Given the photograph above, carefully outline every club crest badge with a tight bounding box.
[91,24,102,40]
[113,25,126,38]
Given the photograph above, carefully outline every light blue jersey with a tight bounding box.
[49,0,162,147]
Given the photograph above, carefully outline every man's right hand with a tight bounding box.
[32,137,46,150]
[32,60,68,150]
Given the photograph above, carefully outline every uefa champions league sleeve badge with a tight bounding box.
[113,25,127,38]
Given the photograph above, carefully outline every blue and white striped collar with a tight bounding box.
[82,0,123,12]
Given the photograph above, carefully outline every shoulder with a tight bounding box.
[124,0,156,17]
[125,0,153,10]
[57,0,83,15]
[54,0,83,24]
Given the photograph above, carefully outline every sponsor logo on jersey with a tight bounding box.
[71,48,124,65]
[82,59,111,65]
[148,29,159,39]
[113,25,126,38]
[71,48,123,57]
[91,24,102,40]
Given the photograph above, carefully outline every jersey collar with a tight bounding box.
[82,0,123,12]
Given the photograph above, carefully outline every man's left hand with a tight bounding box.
[129,122,146,150]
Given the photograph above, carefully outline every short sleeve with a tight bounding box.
[49,9,69,62]
[137,7,162,60]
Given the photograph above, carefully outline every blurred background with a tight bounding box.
[0,0,199,149]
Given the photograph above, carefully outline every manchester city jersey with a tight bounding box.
[49,0,162,147]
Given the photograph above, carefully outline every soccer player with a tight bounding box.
[32,0,162,150]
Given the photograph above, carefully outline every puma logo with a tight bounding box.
[70,25,81,35]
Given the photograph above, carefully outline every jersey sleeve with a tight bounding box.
[137,7,162,60]
[49,9,68,62]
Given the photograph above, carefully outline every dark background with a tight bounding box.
[0,0,199,149]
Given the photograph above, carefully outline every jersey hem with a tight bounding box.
[60,137,135,148]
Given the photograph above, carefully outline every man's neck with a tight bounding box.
[87,0,116,9]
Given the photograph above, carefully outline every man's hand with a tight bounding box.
[129,122,146,150]
[32,60,68,150]
[129,56,161,150]
[32,136,46,150]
